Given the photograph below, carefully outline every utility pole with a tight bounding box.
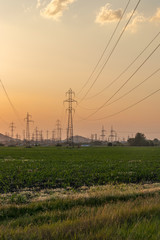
[91,134,94,142]
[52,130,55,143]
[64,89,77,146]
[32,133,35,141]
[40,130,43,142]
[24,113,34,141]
[46,130,49,141]
[56,120,61,143]
[95,134,97,141]
[35,127,39,145]
[9,122,16,138]
[23,130,25,141]
[100,125,106,141]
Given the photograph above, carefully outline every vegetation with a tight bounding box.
[128,132,160,146]
[0,184,160,239]
[0,146,160,239]
[0,146,160,193]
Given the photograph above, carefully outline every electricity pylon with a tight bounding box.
[24,113,34,141]
[46,130,49,141]
[52,130,55,143]
[9,122,16,138]
[35,127,39,145]
[64,88,77,146]
[108,126,117,143]
[56,120,61,143]
[100,125,106,141]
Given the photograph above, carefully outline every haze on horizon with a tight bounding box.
[0,0,160,140]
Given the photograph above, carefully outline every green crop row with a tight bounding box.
[0,146,160,193]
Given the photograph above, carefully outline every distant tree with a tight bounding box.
[127,138,135,146]
[128,133,149,146]
[134,133,148,146]
[153,138,160,146]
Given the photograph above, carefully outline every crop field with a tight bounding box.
[0,146,160,239]
[0,146,160,193]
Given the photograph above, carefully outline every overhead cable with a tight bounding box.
[0,79,23,126]
[79,0,142,103]
[90,88,160,121]
[97,67,160,109]
[77,0,132,96]
[84,43,160,120]
[85,31,160,100]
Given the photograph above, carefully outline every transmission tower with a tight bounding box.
[40,130,43,142]
[64,89,77,145]
[91,134,94,142]
[100,125,106,141]
[24,113,34,141]
[56,120,62,143]
[9,122,16,138]
[108,126,117,143]
[46,130,49,141]
[52,130,55,143]
[35,127,39,144]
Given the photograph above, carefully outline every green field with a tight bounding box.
[0,146,160,239]
[0,146,160,193]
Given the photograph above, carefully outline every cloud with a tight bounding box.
[96,3,122,25]
[36,0,41,9]
[127,13,147,33]
[150,8,160,23]
[41,0,76,20]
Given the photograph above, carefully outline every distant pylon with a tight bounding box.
[35,127,39,144]
[24,113,34,141]
[46,130,49,141]
[100,125,106,141]
[9,122,16,138]
[56,120,62,143]
[64,89,77,145]
[108,126,117,143]
[40,130,43,142]
[91,134,94,142]
[52,130,55,142]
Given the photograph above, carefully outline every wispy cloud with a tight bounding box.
[41,0,76,20]
[127,12,147,33]
[150,8,160,23]
[96,3,122,25]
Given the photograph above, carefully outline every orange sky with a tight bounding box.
[0,0,160,140]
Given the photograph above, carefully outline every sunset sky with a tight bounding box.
[0,0,160,140]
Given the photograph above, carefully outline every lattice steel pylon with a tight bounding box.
[100,125,106,142]
[56,120,61,143]
[24,113,34,141]
[9,122,16,138]
[64,89,77,146]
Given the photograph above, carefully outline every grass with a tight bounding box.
[0,183,160,239]
[0,146,160,239]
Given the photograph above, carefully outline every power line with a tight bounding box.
[0,79,23,126]
[97,67,160,109]
[79,0,142,103]
[85,43,160,120]
[85,31,160,100]
[77,0,131,96]
[90,88,160,121]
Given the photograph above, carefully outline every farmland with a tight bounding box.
[0,146,160,193]
[0,146,160,239]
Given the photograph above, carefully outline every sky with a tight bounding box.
[0,0,160,140]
